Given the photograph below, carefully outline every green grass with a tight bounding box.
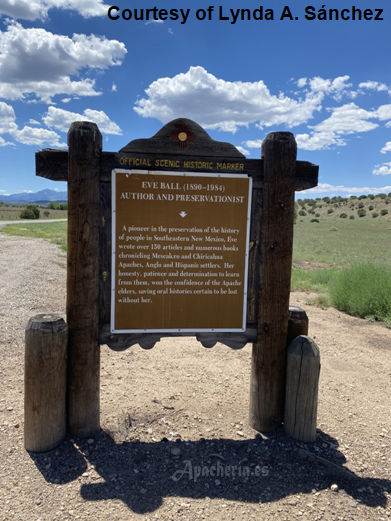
[330,262,391,326]
[291,266,337,292]
[293,219,391,267]
[0,221,68,251]
[0,206,68,220]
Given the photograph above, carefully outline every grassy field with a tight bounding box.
[293,218,391,267]
[0,205,68,220]
[0,221,68,251]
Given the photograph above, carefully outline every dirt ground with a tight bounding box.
[0,234,390,521]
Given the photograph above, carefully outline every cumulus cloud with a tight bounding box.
[296,103,387,151]
[43,106,122,134]
[297,78,307,88]
[235,146,249,156]
[381,142,391,154]
[0,21,127,102]
[296,131,347,151]
[359,81,389,93]
[0,136,14,147]
[0,0,109,21]
[373,162,391,176]
[10,126,66,146]
[134,66,323,133]
[244,139,263,149]
[0,102,17,134]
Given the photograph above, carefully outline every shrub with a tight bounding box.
[385,198,390,204]
[329,227,338,231]
[315,213,320,218]
[43,210,50,218]
[369,205,374,211]
[372,212,379,218]
[381,209,389,216]
[358,202,364,208]
[350,195,358,200]
[358,195,366,200]
[357,209,366,217]
[379,193,387,199]
[310,218,319,223]
[330,262,391,323]
[327,208,334,214]
[322,197,330,203]
[350,215,355,219]
[20,204,40,219]
[299,210,307,216]
[48,202,60,210]
[368,194,375,199]
[339,213,348,218]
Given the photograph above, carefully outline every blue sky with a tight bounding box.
[0,1,391,197]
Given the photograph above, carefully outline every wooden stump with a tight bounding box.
[287,306,309,346]
[67,121,102,436]
[249,132,297,432]
[24,314,68,452]
[284,335,320,443]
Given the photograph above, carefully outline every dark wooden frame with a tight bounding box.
[36,118,318,436]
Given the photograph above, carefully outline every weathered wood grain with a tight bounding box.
[249,131,297,432]
[67,121,101,437]
[24,314,67,452]
[36,147,318,192]
[119,118,245,157]
[284,335,321,443]
[287,306,309,346]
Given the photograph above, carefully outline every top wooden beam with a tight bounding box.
[35,118,319,191]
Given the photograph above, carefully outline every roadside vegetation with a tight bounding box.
[0,221,68,251]
[292,193,391,326]
[0,201,68,220]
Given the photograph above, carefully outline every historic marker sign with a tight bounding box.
[111,170,252,333]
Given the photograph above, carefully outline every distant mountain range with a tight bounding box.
[1,189,68,204]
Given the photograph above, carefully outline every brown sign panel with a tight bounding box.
[111,170,252,332]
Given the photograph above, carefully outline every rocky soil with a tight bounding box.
[0,234,390,521]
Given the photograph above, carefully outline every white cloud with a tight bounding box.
[168,28,174,35]
[43,106,122,134]
[0,21,127,102]
[111,83,117,92]
[10,126,66,146]
[381,142,391,154]
[301,183,391,194]
[296,131,346,151]
[134,66,323,133]
[28,119,40,125]
[235,146,249,156]
[373,162,391,176]
[297,78,307,88]
[308,75,352,100]
[296,103,382,151]
[0,102,17,134]
[0,0,109,21]
[312,103,378,134]
[0,136,14,147]
[244,139,263,149]
[359,81,389,93]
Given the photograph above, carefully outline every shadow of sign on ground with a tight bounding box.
[29,430,391,514]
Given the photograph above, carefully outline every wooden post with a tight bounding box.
[249,132,297,432]
[25,314,67,452]
[67,121,102,436]
[287,306,309,347]
[284,335,320,442]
